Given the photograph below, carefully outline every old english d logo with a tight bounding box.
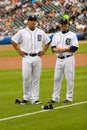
[65,38,71,45]
[37,35,42,41]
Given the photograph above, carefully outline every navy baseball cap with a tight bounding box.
[28,15,37,21]
[59,18,68,24]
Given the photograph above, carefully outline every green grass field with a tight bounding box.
[0,42,87,130]
[0,43,87,56]
[0,67,87,130]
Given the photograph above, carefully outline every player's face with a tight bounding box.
[59,24,68,31]
[27,20,37,30]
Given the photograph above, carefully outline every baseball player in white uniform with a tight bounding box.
[48,18,79,103]
[11,15,51,105]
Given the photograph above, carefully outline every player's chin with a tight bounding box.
[31,26,36,30]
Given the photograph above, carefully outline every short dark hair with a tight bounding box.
[59,18,68,24]
[28,15,37,21]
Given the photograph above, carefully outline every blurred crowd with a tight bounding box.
[0,0,87,39]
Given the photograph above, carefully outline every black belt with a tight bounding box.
[25,53,38,57]
[58,54,73,59]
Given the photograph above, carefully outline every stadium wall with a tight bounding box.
[0,32,86,45]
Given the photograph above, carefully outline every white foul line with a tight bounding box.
[0,101,87,122]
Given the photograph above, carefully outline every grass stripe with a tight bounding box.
[0,101,87,122]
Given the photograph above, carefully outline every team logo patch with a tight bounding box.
[37,35,42,41]
[65,38,71,45]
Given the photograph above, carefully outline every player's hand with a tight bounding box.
[19,51,27,57]
[38,51,45,57]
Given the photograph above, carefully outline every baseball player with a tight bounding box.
[48,18,79,103]
[11,15,51,105]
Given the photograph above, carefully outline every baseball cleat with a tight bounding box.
[63,100,72,103]
[20,100,28,105]
[15,99,21,104]
[33,100,42,104]
[15,99,28,105]
[48,100,57,103]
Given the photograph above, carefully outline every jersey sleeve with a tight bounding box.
[51,33,58,47]
[42,31,51,44]
[71,33,79,47]
[11,30,22,44]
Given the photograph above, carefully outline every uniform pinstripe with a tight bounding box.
[51,30,78,102]
[12,27,50,104]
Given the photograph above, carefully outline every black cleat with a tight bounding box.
[20,100,28,105]
[15,99,21,104]
[33,100,42,104]
[63,100,72,103]
[48,100,57,103]
[15,99,28,105]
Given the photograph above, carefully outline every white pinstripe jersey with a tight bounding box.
[51,31,78,56]
[12,27,50,54]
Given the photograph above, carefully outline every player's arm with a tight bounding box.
[11,40,26,57]
[38,42,50,56]
[51,46,70,53]
[51,46,78,53]
[42,42,51,54]
[69,46,78,52]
